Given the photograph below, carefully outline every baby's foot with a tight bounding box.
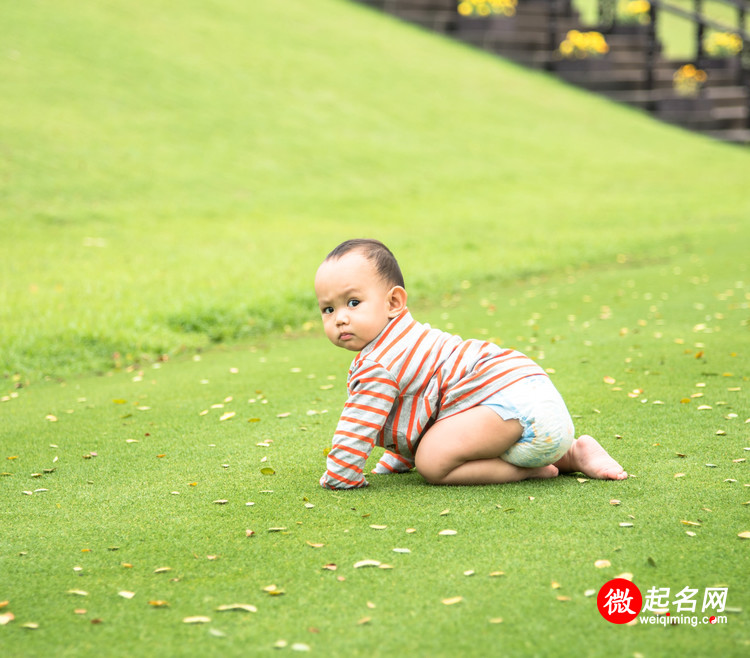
[556,435,628,480]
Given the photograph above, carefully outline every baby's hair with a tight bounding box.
[325,239,405,289]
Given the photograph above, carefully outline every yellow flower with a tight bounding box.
[457,1,473,16]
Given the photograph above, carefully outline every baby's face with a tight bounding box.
[314,251,398,352]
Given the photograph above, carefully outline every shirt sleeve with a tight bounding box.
[371,450,415,475]
[320,362,399,490]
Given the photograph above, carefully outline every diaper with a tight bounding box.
[481,375,575,468]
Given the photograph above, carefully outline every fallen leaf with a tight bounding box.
[213,499,229,505]
[260,467,276,475]
[268,527,287,532]
[153,567,172,574]
[183,616,211,624]
[610,499,621,506]
[442,596,463,605]
[681,520,701,527]
[369,525,387,530]
[219,412,236,422]
[738,531,750,540]
[0,612,14,625]
[357,617,372,625]
[392,548,411,554]
[438,529,457,536]
[148,600,169,607]
[353,560,381,568]
[216,604,257,613]
[291,644,310,652]
[22,622,39,630]
[322,564,337,571]
[439,509,450,516]
[118,591,136,599]
[67,590,89,596]
[489,617,504,624]
[594,560,611,569]
[262,585,285,596]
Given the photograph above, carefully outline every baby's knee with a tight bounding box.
[414,452,447,485]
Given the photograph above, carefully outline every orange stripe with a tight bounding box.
[331,444,369,461]
[358,390,397,403]
[326,469,365,487]
[358,376,399,389]
[395,329,429,384]
[336,429,375,445]
[340,415,383,431]
[368,309,411,356]
[445,342,471,383]
[372,319,417,363]
[345,402,390,417]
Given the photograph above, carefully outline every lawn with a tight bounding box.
[1,0,749,656]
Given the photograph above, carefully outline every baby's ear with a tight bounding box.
[387,286,407,318]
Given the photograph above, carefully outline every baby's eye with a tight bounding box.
[347,299,360,308]
[321,306,334,315]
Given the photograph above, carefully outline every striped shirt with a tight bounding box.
[320,308,548,489]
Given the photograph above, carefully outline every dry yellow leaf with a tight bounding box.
[353,560,381,568]
[118,591,135,600]
[369,525,387,530]
[442,596,463,605]
[738,531,750,540]
[216,604,257,613]
[438,529,457,536]
[489,617,504,624]
[149,600,169,607]
[594,560,611,569]
[183,616,211,624]
[0,613,14,626]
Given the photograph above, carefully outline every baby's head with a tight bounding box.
[314,239,407,352]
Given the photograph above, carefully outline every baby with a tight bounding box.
[314,238,627,489]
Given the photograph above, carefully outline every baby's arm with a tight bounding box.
[320,363,399,489]
[372,450,414,474]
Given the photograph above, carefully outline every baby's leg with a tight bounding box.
[414,406,558,485]
[554,435,628,480]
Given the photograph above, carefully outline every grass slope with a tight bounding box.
[2,0,749,380]
[1,229,748,657]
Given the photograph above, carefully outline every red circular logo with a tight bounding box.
[597,578,643,624]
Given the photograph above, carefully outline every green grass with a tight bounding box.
[2,0,749,382]
[2,230,748,657]
[1,0,749,655]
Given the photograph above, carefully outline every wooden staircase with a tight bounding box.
[352,0,750,144]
